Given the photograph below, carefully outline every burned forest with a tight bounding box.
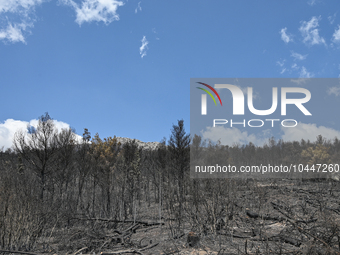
[1,113,340,254]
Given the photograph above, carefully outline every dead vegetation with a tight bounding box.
[1,115,340,254]
[1,179,339,255]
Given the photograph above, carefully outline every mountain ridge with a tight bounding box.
[115,137,160,150]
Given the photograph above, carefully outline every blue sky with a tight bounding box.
[1,0,340,149]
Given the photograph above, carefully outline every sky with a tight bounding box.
[1,0,340,149]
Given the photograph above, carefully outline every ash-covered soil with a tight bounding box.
[25,179,340,255]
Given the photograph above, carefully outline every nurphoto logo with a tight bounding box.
[195,80,312,128]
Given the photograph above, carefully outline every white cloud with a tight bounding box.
[332,25,340,43]
[0,119,28,150]
[276,59,285,67]
[0,118,82,150]
[60,0,124,25]
[201,126,271,147]
[276,59,286,74]
[307,0,318,6]
[290,78,311,85]
[0,23,29,43]
[245,87,259,99]
[200,123,340,147]
[135,1,141,13]
[280,27,292,43]
[281,122,340,142]
[299,16,326,46]
[139,35,148,58]
[328,13,337,24]
[0,0,44,13]
[327,86,340,96]
[291,51,307,61]
[291,63,298,69]
[0,0,44,43]
[299,66,313,78]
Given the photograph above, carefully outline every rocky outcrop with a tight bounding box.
[115,137,160,150]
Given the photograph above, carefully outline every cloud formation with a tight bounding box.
[276,59,287,74]
[0,0,44,13]
[332,25,340,43]
[276,59,285,67]
[139,35,148,58]
[200,123,340,147]
[201,126,271,147]
[0,0,125,42]
[0,118,82,150]
[327,86,340,96]
[299,66,313,78]
[299,16,326,46]
[0,0,44,43]
[307,0,318,6]
[328,13,337,25]
[0,23,30,43]
[291,51,307,61]
[135,1,141,13]
[60,0,124,25]
[281,122,340,142]
[280,27,292,43]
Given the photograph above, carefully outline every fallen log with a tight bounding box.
[279,236,301,247]
[73,247,88,255]
[217,230,254,238]
[271,202,318,224]
[272,202,340,253]
[101,249,144,255]
[73,218,164,226]
[0,250,42,255]
[100,243,158,255]
[246,210,285,221]
[139,243,159,251]
[249,236,301,247]
[136,226,159,233]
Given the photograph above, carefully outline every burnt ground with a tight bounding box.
[3,179,340,255]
